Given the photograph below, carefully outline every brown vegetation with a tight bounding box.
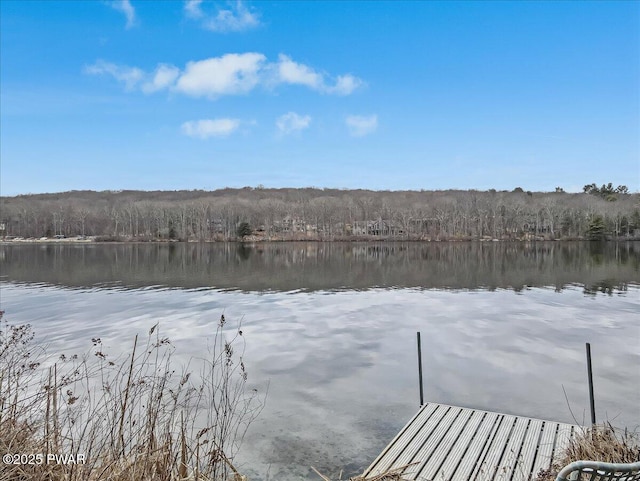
[0,311,264,481]
[535,424,640,481]
[312,463,418,481]
[1,187,638,242]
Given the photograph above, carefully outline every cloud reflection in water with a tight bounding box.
[0,284,638,480]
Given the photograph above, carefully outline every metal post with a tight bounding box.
[586,343,596,425]
[417,332,424,407]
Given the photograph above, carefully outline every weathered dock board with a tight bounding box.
[364,402,579,481]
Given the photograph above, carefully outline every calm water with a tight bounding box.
[0,242,639,480]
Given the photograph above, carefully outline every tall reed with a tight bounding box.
[535,424,640,481]
[0,310,265,481]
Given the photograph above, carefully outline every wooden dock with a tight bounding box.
[363,402,579,481]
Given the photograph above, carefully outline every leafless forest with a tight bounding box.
[1,186,638,241]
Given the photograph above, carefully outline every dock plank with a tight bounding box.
[514,419,544,481]
[470,414,519,481]
[408,407,470,479]
[366,402,441,476]
[417,409,482,481]
[553,423,577,462]
[391,404,458,471]
[363,403,578,481]
[530,422,559,478]
[489,416,531,481]
[445,411,501,481]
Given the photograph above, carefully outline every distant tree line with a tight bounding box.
[1,186,638,241]
[583,183,629,200]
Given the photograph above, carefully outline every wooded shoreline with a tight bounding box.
[2,186,638,242]
[2,236,640,244]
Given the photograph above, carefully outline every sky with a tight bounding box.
[1,0,638,196]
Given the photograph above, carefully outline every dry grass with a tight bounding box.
[0,310,264,481]
[535,423,640,481]
[311,463,419,481]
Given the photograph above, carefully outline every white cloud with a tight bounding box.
[276,112,311,135]
[142,64,181,93]
[346,115,378,137]
[277,55,323,90]
[329,74,364,96]
[181,118,240,139]
[276,55,364,95]
[185,0,260,32]
[175,53,265,98]
[110,0,136,29]
[84,60,144,90]
[184,0,204,18]
[86,52,363,98]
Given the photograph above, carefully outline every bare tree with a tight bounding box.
[2,188,638,241]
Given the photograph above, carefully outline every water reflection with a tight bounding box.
[1,241,638,293]
[0,284,638,480]
[0,241,639,480]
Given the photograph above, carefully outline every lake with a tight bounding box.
[0,241,638,480]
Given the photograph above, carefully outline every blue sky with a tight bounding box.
[1,0,638,195]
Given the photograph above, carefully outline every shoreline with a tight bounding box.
[1,237,639,245]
